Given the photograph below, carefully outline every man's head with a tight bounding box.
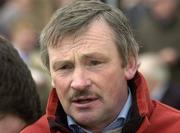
[0,36,42,132]
[40,0,139,132]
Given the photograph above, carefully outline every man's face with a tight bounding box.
[49,20,131,130]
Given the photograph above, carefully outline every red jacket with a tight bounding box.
[20,72,180,133]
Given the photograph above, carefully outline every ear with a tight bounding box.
[125,56,138,80]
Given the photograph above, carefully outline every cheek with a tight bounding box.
[105,75,126,96]
[104,74,128,112]
[53,75,70,100]
[99,67,125,88]
[99,69,127,98]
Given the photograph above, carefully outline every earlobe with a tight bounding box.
[125,56,138,80]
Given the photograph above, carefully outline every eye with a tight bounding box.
[89,60,102,66]
[58,64,73,70]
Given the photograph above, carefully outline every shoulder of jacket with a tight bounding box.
[20,115,50,133]
[151,100,180,121]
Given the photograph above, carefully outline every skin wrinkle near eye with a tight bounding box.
[53,61,73,71]
[52,52,110,74]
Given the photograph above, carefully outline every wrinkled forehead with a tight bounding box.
[47,20,119,61]
[53,19,116,50]
[55,35,113,55]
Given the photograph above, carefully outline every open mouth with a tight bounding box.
[72,96,98,104]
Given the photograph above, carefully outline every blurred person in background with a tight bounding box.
[120,0,147,29]
[158,47,180,86]
[139,52,180,109]
[53,0,75,8]
[0,0,35,39]
[21,1,180,133]
[0,0,53,39]
[0,36,42,133]
[135,0,180,87]
[10,17,51,112]
[136,0,180,52]
[51,0,106,11]
[105,0,120,8]
[11,17,37,65]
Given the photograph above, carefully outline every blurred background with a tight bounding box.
[0,0,179,111]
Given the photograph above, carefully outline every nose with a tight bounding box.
[70,68,91,91]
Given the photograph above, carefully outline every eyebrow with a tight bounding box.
[52,52,109,70]
[81,52,109,60]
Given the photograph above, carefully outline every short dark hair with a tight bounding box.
[0,36,42,124]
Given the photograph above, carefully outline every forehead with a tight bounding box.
[50,20,117,54]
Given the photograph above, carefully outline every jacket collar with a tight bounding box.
[132,72,153,117]
[46,72,153,132]
[122,72,153,132]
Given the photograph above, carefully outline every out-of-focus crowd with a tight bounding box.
[119,0,180,110]
[0,0,180,112]
[0,0,75,112]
